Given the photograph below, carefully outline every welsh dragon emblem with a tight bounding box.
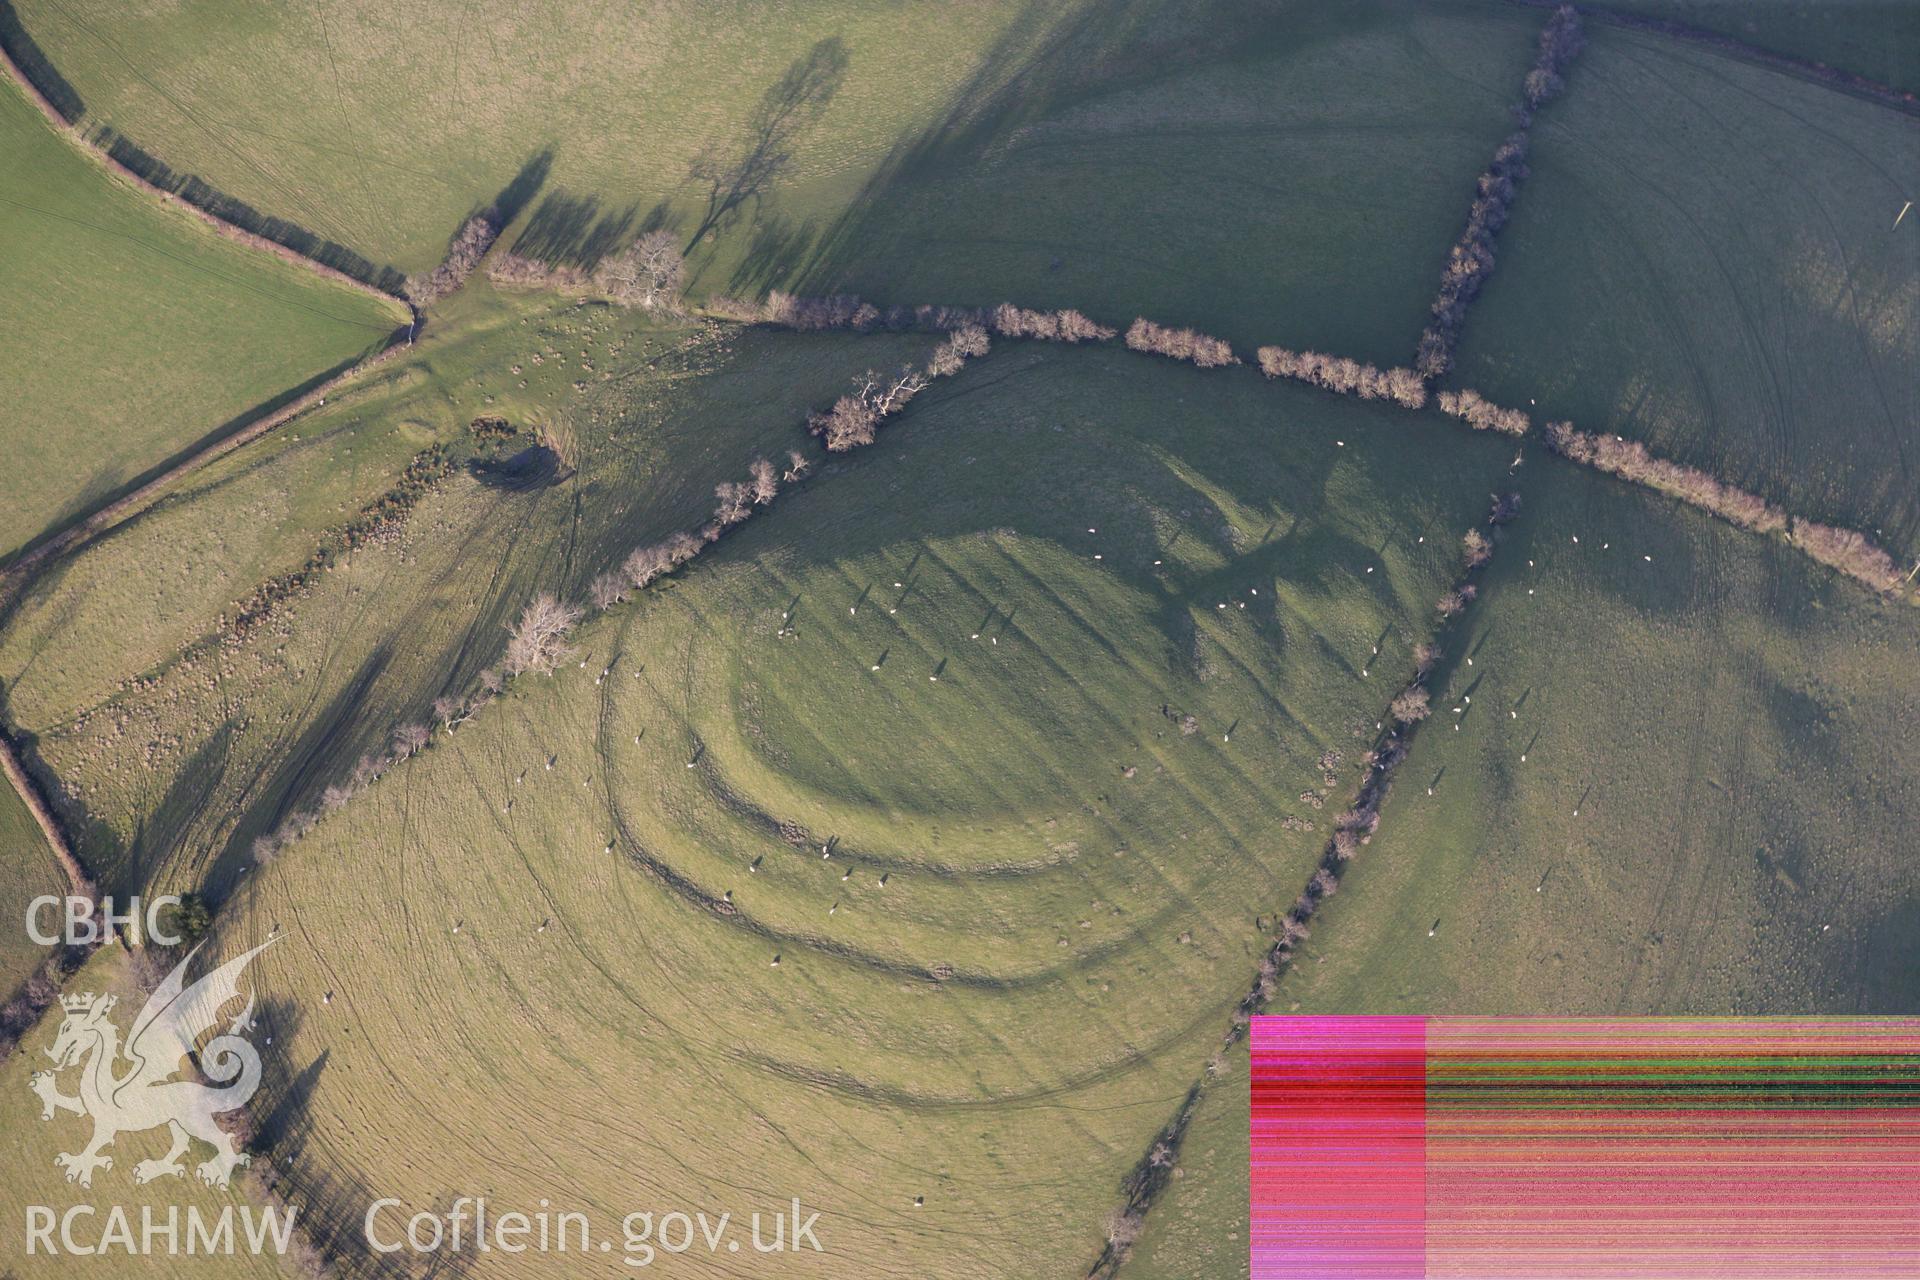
[28,936,277,1189]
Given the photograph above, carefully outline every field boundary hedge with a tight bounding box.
[0,18,409,300]
[1517,0,1920,115]
[1090,493,1519,1275]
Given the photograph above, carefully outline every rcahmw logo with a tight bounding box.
[23,936,298,1258]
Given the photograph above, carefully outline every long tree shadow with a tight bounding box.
[727,211,821,295]
[203,645,394,899]
[511,191,642,269]
[787,0,1232,296]
[683,36,850,252]
[486,149,554,228]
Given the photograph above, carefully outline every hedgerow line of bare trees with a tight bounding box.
[402,211,503,310]
[244,323,995,868]
[1257,346,1428,408]
[1124,317,1238,367]
[0,731,97,1067]
[1437,387,1530,436]
[1540,422,1914,595]
[486,228,689,311]
[1093,491,1517,1278]
[707,290,1115,346]
[726,290,1913,602]
[807,325,990,451]
[1414,4,1585,381]
[242,458,767,866]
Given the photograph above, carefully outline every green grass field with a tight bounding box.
[21,348,1520,1277]
[1452,25,1920,549]
[2,3,1917,1275]
[1594,0,1920,93]
[807,1,1540,366]
[9,0,1547,367]
[0,289,943,903]
[12,0,1105,275]
[0,75,405,563]
[0,946,288,1280]
[0,779,63,998]
[1282,457,1920,1016]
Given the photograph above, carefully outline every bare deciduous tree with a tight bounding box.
[1463,528,1493,569]
[595,229,686,309]
[405,211,502,309]
[623,544,671,590]
[714,480,753,525]
[928,323,990,376]
[504,593,583,676]
[1437,388,1530,436]
[810,393,879,452]
[1127,318,1237,367]
[665,530,703,565]
[590,570,628,611]
[809,365,933,452]
[1055,309,1115,342]
[1391,686,1432,723]
[749,457,780,504]
[392,724,431,758]
[1523,6,1585,118]
[1104,1208,1145,1249]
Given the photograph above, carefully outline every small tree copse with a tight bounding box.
[392,723,431,758]
[1437,388,1530,436]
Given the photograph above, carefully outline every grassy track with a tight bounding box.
[0,75,405,563]
[1282,457,1920,1016]
[1452,25,1920,549]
